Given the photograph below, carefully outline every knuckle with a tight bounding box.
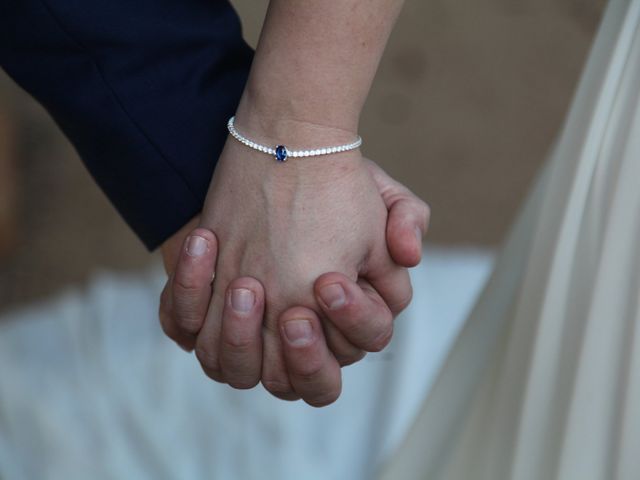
[173,311,203,335]
[173,271,204,294]
[221,332,255,352]
[290,358,325,380]
[171,296,208,334]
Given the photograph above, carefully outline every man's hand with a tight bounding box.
[159,156,429,406]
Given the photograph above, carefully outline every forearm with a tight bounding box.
[235,0,404,145]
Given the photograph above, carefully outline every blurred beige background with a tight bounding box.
[0,0,606,312]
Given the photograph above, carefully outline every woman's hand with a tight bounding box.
[159,0,414,406]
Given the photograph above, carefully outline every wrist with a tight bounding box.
[220,136,363,179]
[235,87,360,148]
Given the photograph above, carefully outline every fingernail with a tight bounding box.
[186,235,208,257]
[415,227,423,244]
[283,320,313,346]
[319,283,346,310]
[231,288,255,313]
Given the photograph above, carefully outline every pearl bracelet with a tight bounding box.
[227,116,362,162]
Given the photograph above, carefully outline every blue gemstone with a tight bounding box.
[275,145,288,162]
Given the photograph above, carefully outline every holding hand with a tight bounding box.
[159,155,429,406]
[159,0,420,406]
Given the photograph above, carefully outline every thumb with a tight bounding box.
[386,197,428,267]
[365,159,430,267]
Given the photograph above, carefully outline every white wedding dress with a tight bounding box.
[1,1,638,478]
[381,0,640,478]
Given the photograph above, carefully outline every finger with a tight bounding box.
[159,280,196,351]
[219,277,265,389]
[171,229,218,336]
[194,285,226,383]
[160,215,200,275]
[315,272,394,352]
[386,196,430,267]
[360,227,414,317]
[261,323,300,401]
[321,319,366,366]
[279,307,342,407]
[365,159,430,267]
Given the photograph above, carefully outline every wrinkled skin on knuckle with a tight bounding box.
[290,355,326,380]
[221,335,256,353]
[173,269,205,294]
[172,304,203,334]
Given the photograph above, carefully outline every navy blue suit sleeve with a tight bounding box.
[0,0,253,250]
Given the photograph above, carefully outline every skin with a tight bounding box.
[159,0,423,406]
[160,160,429,406]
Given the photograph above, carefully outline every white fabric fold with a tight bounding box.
[380,1,640,478]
